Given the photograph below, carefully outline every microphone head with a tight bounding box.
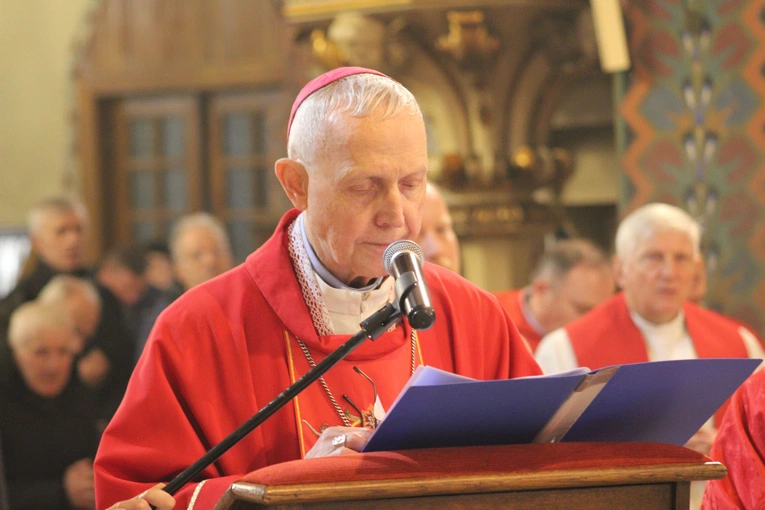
[383,240,425,275]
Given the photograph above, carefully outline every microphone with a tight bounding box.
[383,240,436,331]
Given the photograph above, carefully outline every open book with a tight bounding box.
[362,358,760,452]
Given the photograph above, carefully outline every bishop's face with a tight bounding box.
[303,110,428,287]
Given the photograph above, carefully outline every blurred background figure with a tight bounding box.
[92,246,148,422]
[689,258,707,305]
[1,301,99,510]
[416,183,461,274]
[534,203,765,510]
[134,213,233,361]
[494,239,615,352]
[170,212,233,293]
[25,196,88,275]
[141,241,174,292]
[0,437,9,510]
[38,276,104,389]
[38,276,101,353]
[0,196,90,335]
[96,246,148,310]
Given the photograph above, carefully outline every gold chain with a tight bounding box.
[296,329,418,428]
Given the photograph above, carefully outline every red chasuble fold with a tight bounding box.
[565,292,748,426]
[702,369,765,509]
[94,209,541,510]
[494,288,543,352]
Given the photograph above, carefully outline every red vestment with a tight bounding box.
[565,292,748,426]
[494,288,543,352]
[702,369,765,509]
[94,210,541,509]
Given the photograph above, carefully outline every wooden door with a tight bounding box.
[111,96,202,246]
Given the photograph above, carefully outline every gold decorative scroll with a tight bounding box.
[282,0,412,21]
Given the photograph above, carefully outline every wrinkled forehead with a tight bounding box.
[316,109,427,169]
[39,208,84,228]
[16,327,74,351]
[178,225,226,250]
[621,228,697,264]
[67,292,100,314]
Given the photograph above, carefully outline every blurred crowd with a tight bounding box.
[0,197,233,509]
[2,188,762,510]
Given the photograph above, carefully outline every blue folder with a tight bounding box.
[362,358,760,452]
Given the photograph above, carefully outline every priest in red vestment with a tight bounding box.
[494,239,614,352]
[535,203,763,510]
[535,203,763,413]
[96,67,542,510]
[701,368,765,509]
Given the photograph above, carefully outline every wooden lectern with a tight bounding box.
[212,442,725,510]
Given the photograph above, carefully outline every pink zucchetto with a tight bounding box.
[287,66,390,138]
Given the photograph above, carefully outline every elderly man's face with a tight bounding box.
[12,327,76,398]
[616,230,696,324]
[304,111,428,287]
[32,210,87,272]
[174,226,233,290]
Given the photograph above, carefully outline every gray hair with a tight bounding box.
[288,73,422,162]
[531,239,611,286]
[38,275,101,311]
[27,196,88,235]
[169,212,231,261]
[8,301,75,350]
[615,203,701,259]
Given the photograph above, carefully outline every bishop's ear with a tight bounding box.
[275,158,309,211]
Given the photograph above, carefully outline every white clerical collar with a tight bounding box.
[316,274,395,334]
[629,309,689,360]
[519,287,546,336]
[630,309,686,334]
[298,213,384,291]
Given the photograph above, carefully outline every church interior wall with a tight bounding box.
[2,1,764,334]
[0,0,94,228]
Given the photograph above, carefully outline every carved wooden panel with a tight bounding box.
[78,0,291,92]
[76,0,293,256]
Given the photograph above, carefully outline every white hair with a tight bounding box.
[169,212,231,261]
[8,301,75,350]
[27,195,88,235]
[615,203,701,259]
[288,73,422,163]
[38,275,101,311]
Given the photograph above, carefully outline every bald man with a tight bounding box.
[495,239,615,352]
[416,183,461,274]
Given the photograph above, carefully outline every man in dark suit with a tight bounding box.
[0,196,90,332]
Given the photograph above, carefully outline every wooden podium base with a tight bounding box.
[213,442,725,510]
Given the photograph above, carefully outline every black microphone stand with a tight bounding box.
[161,302,403,497]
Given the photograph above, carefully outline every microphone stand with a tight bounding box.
[161,302,403,497]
